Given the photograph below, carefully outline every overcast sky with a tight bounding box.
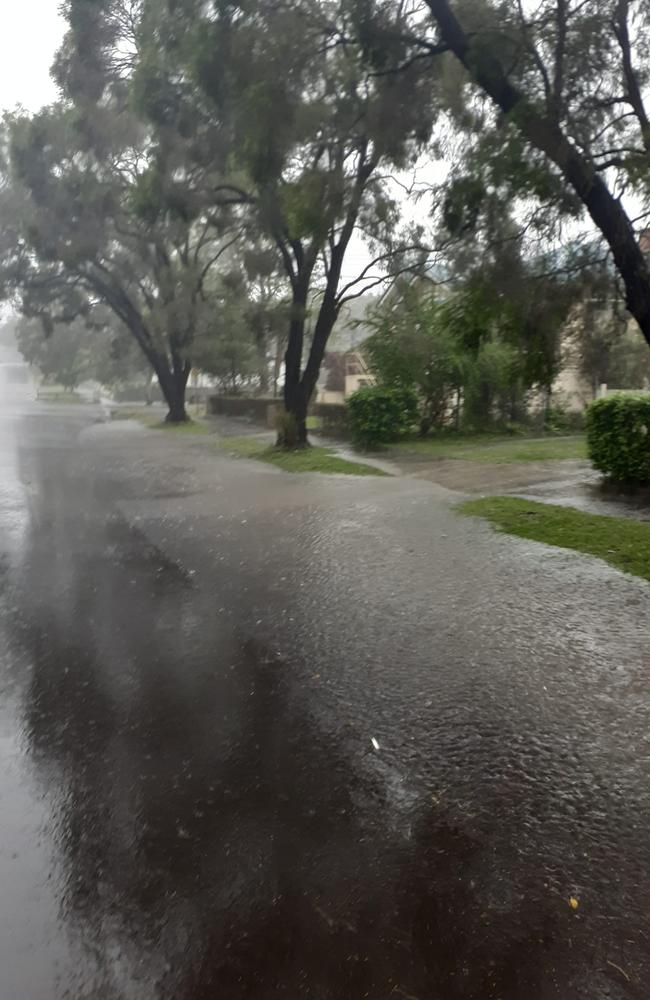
[0,3,65,112]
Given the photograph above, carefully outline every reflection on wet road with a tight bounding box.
[0,401,649,998]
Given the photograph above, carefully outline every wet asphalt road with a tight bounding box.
[1,400,649,1000]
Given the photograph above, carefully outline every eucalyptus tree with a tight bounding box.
[418,0,650,347]
[136,0,442,444]
[0,0,245,421]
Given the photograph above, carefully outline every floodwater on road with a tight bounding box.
[0,400,649,999]
[514,471,650,522]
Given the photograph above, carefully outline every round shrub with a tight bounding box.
[346,385,418,448]
[586,393,650,483]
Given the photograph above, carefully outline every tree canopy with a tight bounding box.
[419,0,650,346]
[130,0,442,441]
[1,0,649,438]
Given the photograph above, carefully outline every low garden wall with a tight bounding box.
[311,401,348,437]
[113,384,163,403]
[207,395,278,425]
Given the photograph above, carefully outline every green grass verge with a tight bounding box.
[391,434,587,463]
[459,496,650,582]
[113,409,211,433]
[153,419,211,434]
[217,435,387,476]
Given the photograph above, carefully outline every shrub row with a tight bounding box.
[586,393,650,484]
[345,386,418,448]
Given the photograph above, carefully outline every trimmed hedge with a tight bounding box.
[346,385,418,448]
[586,393,650,484]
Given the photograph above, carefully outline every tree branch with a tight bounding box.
[338,263,426,306]
[336,245,430,302]
[515,0,551,105]
[613,0,650,150]
[551,0,567,118]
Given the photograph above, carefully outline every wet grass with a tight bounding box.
[153,419,211,434]
[217,435,388,476]
[459,496,650,582]
[113,409,211,433]
[391,433,587,463]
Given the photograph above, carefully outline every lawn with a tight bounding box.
[391,433,587,463]
[217,435,387,476]
[459,496,650,583]
[113,409,212,433]
[154,419,211,434]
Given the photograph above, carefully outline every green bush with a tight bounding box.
[586,393,650,483]
[346,385,418,448]
[544,402,571,434]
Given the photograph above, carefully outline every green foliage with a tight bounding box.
[192,262,287,394]
[459,496,650,584]
[92,326,150,387]
[0,25,244,425]
[462,339,523,429]
[365,288,467,432]
[14,310,149,391]
[576,310,650,396]
[586,394,650,484]
[167,0,441,435]
[543,403,567,435]
[193,319,259,394]
[280,170,342,241]
[608,327,650,390]
[15,316,91,390]
[442,175,486,236]
[392,432,586,462]
[365,278,562,433]
[425,0,650,363]
[346,385,418,448]
[12,0,648,442]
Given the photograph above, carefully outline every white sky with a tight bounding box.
[0,2,65,112]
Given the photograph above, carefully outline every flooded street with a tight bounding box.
[514,472,650,522]
[0,401,649,999]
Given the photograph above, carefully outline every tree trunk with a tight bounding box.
[86,275,192,421]
[156,356,190,423]
[279,381,309,448]
[277,153,375,446]
[256,327,269,394]
[161,374,189,422]
[280,293,340,448]
[279,285,310,447]
[300,296,338,404]
[427,0,650,348]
